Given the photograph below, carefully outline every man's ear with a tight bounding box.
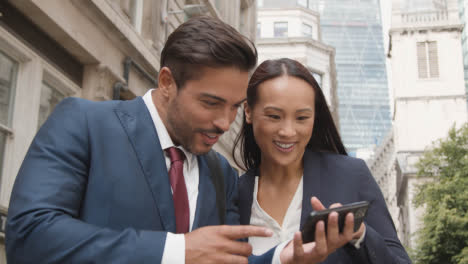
[244,102,253,124]
[158,67,176,97]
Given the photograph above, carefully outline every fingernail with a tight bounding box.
[265,229,273,236]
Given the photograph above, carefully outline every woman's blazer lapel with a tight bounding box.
[300,149,325,229]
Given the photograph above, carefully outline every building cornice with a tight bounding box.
[258,6,320,18]
[256,37,335,54]
[395,94,467,102]
[390,24,463,34]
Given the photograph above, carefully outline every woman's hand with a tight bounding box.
[280,197,366,263]
[280,226,329,264]
[311,196,366,250]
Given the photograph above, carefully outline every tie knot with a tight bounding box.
[165,147,185,163]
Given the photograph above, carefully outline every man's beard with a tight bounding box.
[166,100,224,155]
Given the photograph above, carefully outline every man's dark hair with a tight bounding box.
[233,58,347,171]
[160,16,257,89]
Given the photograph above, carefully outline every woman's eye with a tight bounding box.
[297,116,310,121]
[267,115,280,119]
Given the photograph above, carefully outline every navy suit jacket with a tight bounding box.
[6,97,273,263]
[239,149,412,264]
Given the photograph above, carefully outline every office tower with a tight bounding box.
[309,0,392,155]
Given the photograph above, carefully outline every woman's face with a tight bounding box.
[245,75,315,167]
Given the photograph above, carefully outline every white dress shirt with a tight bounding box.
[143,89,199,263]
[250,176,303,256]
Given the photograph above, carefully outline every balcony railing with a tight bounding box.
[400,10,448,24]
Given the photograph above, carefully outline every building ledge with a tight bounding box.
[390,24,464,34]
[395,94,467,102]
[258,6,320,18]
[257,37,335,54]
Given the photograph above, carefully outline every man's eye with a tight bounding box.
[203,100,218,106]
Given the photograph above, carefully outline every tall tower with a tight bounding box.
[390,0,467,247]
[308,0,392,155]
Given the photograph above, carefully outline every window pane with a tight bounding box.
[0,50,18,126]
[274,22,288,37]
[0,50,17,183]
[257,22,261,38]
[428,41,439,78]
[302,23,313,37]
[312,72,322,87]
[38,82,66,129]
[297,0,308,7]
[0,131,5,180]
[417,42,428,79]
[215,0,223,10]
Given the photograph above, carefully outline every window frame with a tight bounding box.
[0,50,18,136]
[417,41,439,79]
[301,23,313,38]
[274,21,288,38]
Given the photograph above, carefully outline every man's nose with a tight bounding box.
[213,117,230,132]
[213,107,237,132]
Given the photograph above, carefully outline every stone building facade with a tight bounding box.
[0,0,257,261]
[369,0,468,250]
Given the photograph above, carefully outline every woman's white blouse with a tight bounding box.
[249,176,303,255]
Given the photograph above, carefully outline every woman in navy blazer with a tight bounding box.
[233,58,412,263]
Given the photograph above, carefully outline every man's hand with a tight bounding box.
[185,225,272,264]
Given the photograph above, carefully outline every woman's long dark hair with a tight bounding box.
[233,58,347,171]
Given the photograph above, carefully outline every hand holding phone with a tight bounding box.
[301,201,369,243]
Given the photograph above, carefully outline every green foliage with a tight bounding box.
[413,123,468,264]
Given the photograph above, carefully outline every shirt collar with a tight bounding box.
[142,89,196,170]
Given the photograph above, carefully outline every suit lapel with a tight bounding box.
[114,97,176,233]
[192,156,217,229]
[238,168,256,225]
[300,150,323,229]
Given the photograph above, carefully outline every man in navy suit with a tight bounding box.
[5,16,278,264]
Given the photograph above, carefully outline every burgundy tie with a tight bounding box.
[165,147,190,233]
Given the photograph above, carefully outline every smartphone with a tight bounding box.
[301,201,370,243]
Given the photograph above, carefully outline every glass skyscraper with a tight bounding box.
[308,0,391,154]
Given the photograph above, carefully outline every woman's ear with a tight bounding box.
[158,67,176,98]
[244,102,253,124]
